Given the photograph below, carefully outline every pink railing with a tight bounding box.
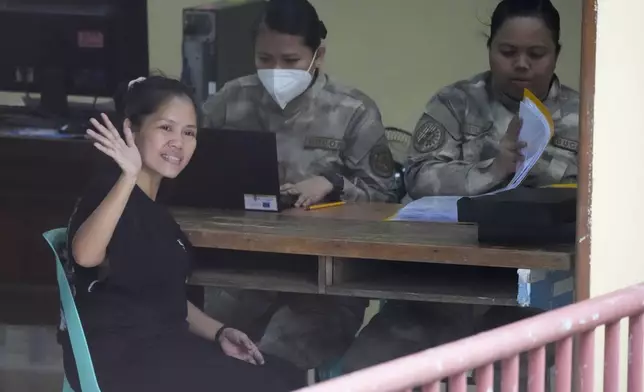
[299,283,644,392]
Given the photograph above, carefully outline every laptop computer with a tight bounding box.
[159,128,295,212]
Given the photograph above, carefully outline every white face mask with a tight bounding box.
[257,51,318,110]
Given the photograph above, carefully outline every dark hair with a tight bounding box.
[258,0,327,51]
[113,75,199,131]
[487,0,561,54]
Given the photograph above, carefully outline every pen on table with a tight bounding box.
[306,201,346,211]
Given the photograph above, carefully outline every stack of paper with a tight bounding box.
[390,89,554,222]
[389,196,461,222]
[505,89,554,190]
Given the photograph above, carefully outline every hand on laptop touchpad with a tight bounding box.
[279,194,298,209]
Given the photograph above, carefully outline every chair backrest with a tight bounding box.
[384,127,412,166]
[43,228,101,392]
[385,127,412,202]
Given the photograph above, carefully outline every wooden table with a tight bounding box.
[174,204,575,307]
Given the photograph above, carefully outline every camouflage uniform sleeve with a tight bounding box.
[340,104,397,203]
[525,89,580,187]
[554,96,580,183]
[404,92,507,198]
[201,85,229,128]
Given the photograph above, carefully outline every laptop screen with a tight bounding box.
[159,128,282,212]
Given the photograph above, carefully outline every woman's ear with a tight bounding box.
[314,46,326,69]
[123,118,139,143]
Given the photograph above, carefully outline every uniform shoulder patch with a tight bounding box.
[412,117,446,153]
[369,144,395,178]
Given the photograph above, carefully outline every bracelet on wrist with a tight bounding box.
[214,325,227,343]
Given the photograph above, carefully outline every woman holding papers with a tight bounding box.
[404,0,579,199]
[200,0,394,376]
[342,0,578,387]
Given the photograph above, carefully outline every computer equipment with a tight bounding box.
[0,0,149,117]
[0,104,105,136]
[59,119,92,135]
[457,187,577,246]
[0,107,62,129]
[181,0,266,105]
[159,128,292,212]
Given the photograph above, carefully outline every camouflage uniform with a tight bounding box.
[405,71,579,198]
[342,72,579,383]
[201,72,397,369]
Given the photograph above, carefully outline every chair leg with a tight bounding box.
[62,374,74,392]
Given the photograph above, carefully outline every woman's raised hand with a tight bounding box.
[87,113,142,178]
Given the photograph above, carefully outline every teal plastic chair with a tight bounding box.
[43,228,101,392]
[315,300,387,382]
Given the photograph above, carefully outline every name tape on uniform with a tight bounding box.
[551,136,578,153]
[303,137,345,151]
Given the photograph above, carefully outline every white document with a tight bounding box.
[389,196,461,222]
[506,90,554,190]
[390,89,553,223]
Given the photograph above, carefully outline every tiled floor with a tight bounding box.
[0,369,63,392]
[0,325,64,392]
[0,324,477,392]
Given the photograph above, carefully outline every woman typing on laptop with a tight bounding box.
[202,0,396,209]
[200,0,395,375]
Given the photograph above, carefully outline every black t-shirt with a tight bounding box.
[66,164,193,337]
[61,164,306,392]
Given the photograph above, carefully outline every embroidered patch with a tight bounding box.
[412,118,446,153]
[303,136,345,151]
[369,144,395,178]
[552,136,578,153]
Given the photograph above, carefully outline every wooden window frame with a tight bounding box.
[575,0,597,301]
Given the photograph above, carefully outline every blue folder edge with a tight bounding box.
[517,269,574,310]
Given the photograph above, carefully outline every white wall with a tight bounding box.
[312,0,581,130]
[0,0,582,132]
[148,0,582,131]
[591,0,644,387]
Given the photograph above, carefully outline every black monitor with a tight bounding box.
[0,0,148,116]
